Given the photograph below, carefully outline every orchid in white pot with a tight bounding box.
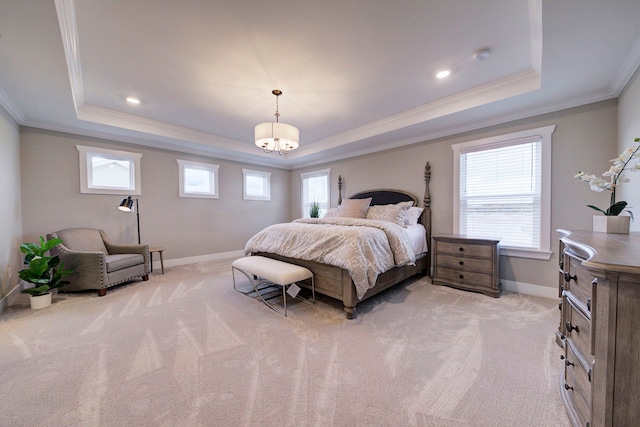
[575,137,640,221]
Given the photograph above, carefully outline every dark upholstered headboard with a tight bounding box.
[349,189,417,206]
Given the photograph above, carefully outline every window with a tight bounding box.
[243,169,271,200]
[77,145,142,195]
[452,125,555,259]
[177,159,219,199]
[301,169,330,218]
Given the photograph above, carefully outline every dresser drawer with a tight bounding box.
[435,254,492,274]
[436,241,493,258]
[564,255,594,312]
[564,364,592,427]
[436,267,493,288]
[565,339,592,403]
[564,294,593,357]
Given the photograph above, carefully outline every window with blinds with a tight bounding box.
[452,126,555,259]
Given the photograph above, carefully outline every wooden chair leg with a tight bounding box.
[97,288,107,297]
[142,274,149,281]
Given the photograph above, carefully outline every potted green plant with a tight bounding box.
[18,236,73,309]
[575,137,640,233]
[309,201,320,218]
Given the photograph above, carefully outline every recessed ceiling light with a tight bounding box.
[435,69,451,79]
[126,97,141,104]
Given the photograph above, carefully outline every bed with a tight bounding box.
[245,162,432,318]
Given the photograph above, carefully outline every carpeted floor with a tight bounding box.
[0,258,570,426]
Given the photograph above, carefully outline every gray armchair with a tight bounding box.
[47,228,150,296]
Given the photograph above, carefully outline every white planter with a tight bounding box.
[29,293,52,310]
[593,215,631,234]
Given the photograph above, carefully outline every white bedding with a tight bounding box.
[406,223,428,255]
[244,217,421,299]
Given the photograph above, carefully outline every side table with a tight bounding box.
[431,234,501,297]
[149,246,165,274]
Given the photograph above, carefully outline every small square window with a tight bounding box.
[177,159,219,199]
[243,169,271,200]
[77,145,142,195]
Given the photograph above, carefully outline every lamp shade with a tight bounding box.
[118,196,134,212]
[255,122,299,152]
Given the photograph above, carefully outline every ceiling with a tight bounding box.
[1,0,640,169]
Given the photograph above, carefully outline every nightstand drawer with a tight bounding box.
[436,267,493,288]
[436,241,493,258]
[436,253,493,274]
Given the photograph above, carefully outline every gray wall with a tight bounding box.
[291,99,620,292]
[618,67,640,231]
[0,106,22,304]
[19,128,290,261]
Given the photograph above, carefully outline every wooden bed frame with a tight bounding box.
[259,162,432,318]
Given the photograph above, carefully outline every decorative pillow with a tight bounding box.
[365,204,409,226]
[405,206,424,226]
[323,208,339,218]
[337,198,372,218]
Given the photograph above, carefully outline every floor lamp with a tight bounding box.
[118,196,141,244]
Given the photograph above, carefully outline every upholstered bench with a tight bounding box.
[231,256,315,316]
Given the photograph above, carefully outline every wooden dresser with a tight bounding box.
[556,229,640,427]
[432,235,501,297]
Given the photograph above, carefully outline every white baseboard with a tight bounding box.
[501,279,557,299]
[163,249,244,268]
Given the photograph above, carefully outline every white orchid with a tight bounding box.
[575,137,640,219]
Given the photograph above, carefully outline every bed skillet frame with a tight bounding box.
[258,162,432,319]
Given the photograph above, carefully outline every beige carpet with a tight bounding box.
[0,258,570,426]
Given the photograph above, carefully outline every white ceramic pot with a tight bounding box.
[29,293,52,309]
[593,215,631,234]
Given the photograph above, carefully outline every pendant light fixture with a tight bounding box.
[255,89,299,156]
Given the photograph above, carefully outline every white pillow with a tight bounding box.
[323,208,339,218]
[405,207,424,226]
[365,204,408,226]
[337,198,372,218]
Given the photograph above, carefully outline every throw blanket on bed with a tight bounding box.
[244,217,416,299]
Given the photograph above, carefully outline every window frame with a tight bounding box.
[301,168,331,218]
[76,145,142,195]
[452,125,555,260]
[242,169,271,201]
[176,159,220,199]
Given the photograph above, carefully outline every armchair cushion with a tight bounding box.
[105,254,145,273]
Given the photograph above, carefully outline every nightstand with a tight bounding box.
[432,235,501,297]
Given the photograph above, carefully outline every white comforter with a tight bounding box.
[244,217,417,299]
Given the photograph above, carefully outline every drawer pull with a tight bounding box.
[459,261,464,266]
[458,247,464,252]
[560,355,575,367]
[566,322,579,333]
[564,383,574,391]
[458,274,464,279]
[564,272,577,283]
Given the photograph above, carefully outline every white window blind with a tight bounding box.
[460,138,541,249]
[452,125,555,259]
